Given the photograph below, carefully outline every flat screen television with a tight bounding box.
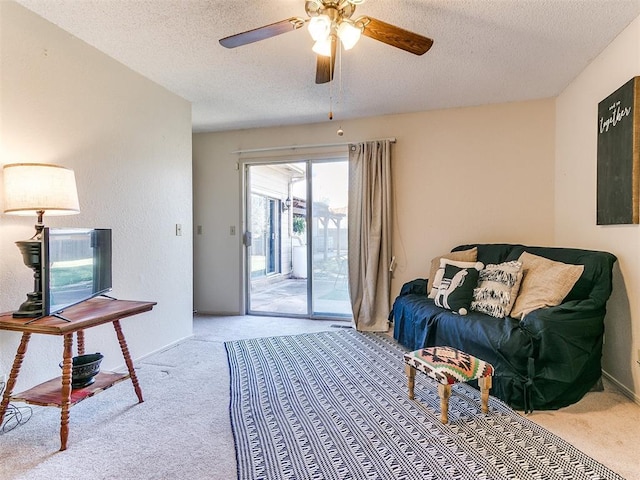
[42,227,113,317]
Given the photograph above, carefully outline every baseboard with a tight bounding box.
[602,369,640,406]
[194,310,242,316]
[111,334,194,373]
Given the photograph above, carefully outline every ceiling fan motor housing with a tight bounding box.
[305,1,357,22]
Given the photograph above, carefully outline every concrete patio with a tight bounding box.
[250,277,351,318]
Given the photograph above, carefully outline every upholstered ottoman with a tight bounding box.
[403,346,494,423]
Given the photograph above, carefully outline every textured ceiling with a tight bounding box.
[15,0,640,133]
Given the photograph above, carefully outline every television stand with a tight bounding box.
[51,313,72,322]
[98,294,118,301]
[0,297,156,451]
[23,312,72,325]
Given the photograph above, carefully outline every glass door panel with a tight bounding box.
[249,194,280,278]
[310,160,351,317]
[246,163,307,316]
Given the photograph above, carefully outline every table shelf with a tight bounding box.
[11,372,130,408]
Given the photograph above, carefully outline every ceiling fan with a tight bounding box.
[219,0,434,84]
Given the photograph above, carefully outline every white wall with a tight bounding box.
[555,14,640,401]
[0,2,193,391]
[193,99,556,314]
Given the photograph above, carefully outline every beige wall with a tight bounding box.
[0,2,193,391]
[555,14,640,401]
[193,98,556,314]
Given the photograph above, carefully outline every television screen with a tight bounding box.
[42,228,112,316]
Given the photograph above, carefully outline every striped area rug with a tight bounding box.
[225,330,624,480]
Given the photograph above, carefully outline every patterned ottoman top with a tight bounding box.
[403,346,494,385]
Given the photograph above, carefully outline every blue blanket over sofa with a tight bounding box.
[391,243,617,411]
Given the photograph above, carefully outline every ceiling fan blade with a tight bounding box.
[315,37,337,84]
[360,17,433,56]
[220,17,305,48]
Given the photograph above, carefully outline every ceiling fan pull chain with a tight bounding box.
[329,36,336,120]
[329,72,333,120]
[339,41,344,106]
[336,41,343,118]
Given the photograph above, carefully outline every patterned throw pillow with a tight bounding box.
[429,258,482,299]
[471,261,523,318]
[434,263,481,315]
[427,247,477,298]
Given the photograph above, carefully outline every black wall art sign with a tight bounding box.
[597,76,639,225]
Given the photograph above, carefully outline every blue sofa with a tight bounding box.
[391,243,616,411]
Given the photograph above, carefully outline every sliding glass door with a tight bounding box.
[245,158,350,318]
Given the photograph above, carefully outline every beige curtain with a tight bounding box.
[347,140,392,331]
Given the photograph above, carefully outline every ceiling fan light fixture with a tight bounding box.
[347,0,365,4]
[312,37,333,57]
[337,19,361,50]
[308,15,332,41]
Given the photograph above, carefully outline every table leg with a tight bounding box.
[438,383,451,424]
[404,364,416,400]
[112,319,143,403]
[60,333,73,451]
[0,332,31,425]
[76,330,85,356]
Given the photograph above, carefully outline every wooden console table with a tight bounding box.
[0,297,156,450]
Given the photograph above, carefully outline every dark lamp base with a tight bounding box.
[13,239,44,318]
[13,292,43,318]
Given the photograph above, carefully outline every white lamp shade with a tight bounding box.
[308,15,331,42]
[3,163,80,216]
[337,20,361,50]
[312,37,333,57]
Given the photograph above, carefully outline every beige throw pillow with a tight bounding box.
[510,252,584,320]
[426,247,478,298]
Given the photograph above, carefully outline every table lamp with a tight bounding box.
[2,163,80,317]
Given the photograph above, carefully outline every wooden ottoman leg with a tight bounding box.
[437,383,451,424]
[478,376,492,414]
[404,364,416,400]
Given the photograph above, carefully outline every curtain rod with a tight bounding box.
[231,137,396,155]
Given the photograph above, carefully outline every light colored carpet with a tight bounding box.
[1,315,638,480]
